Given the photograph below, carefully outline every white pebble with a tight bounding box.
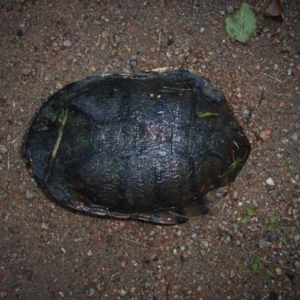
[266,177,275,186]
[63,40,72,47]
[0,145,8,153]
[294,234,300,242]
[291,133,298,141]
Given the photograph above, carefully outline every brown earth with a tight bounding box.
[0,0,299,299]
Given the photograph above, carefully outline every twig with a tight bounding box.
[261,72,282,82]
[120,237,151,248]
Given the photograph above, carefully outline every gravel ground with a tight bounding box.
[0,0,299,299]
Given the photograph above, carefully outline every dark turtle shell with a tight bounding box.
[25,70,250,224]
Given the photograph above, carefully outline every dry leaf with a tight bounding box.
[264,0,284,21]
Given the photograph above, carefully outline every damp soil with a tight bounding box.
[0,1,299,299]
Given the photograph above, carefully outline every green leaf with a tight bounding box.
[251,256,262,271]
[247,208,254,217]
[225,3,257,44]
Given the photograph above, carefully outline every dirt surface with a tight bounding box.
[0,0,299,299]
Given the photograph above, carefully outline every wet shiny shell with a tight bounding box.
[25,70,250,224]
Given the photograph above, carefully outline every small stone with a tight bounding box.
[41,222,48,230]
[87,250,93,256]
[275,267,282,275]
[96,282,103,291]
[114,35,121,44]
[259,239,268,248]
[273,64,278,71]
[294,234,300,242]
[119,289,127,296]
[291,133,298,141]
[166,51,173,60]
[58,291,65,298]
[88,288,95,296]
[131,260,137,266]
[226,4,234,14]
[201,240,209,248]
[260,129,271,140]
[61,247,66,254]
[21,68,31,76]
[266,177,274,186]
[191,232,197,240]
[129,60,138,71]
[63,40,72,47]
[200,27,205,33]
[0,145,7,154]
[26,190,34,199]
[100,42,108,51]
[56,83,63,90]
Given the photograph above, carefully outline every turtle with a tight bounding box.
[25,70,250,224]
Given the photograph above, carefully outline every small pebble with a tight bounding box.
[41,222,48,230]
[21,68,31,76]
[63,40,72,47]
[114,35,121,44]
[58,291,65,298]
[88,288,95,296]
[259,239,268,248]
[275,267,282,275]
[119,289,127,296]
[191,232,197,240]
[200,27,205,33]
[291,133,298,141]
[266,177,275,186]
[201,240,209,248]
[254,63,260,70]
[226,4,234,14]
[129,60,138,71]
[131,260,137,266]
[0,145,7,154]
[25,190,34,199]
[294,234,300,242]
